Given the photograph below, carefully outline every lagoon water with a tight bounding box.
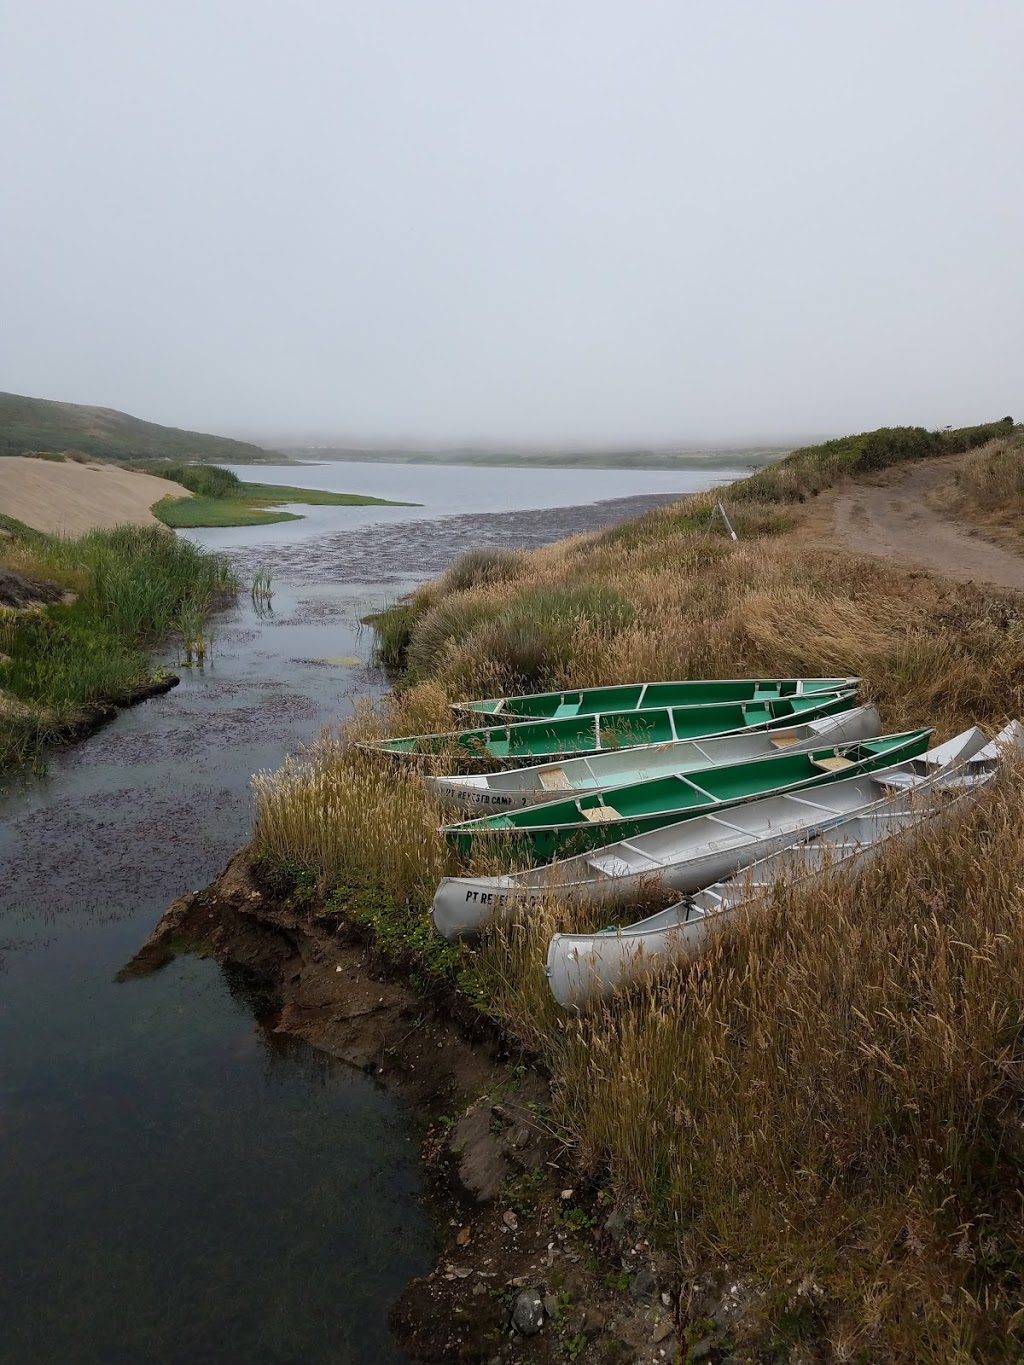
[0,459,746,1363]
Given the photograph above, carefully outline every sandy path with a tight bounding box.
[827,460,1024,592]
[0,457,189,536]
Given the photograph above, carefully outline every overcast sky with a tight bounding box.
[1,1,1021,445]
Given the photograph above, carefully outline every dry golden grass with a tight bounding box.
[950,436,1024,517]
[931,434,1024,564]
[251,477,1024,1361]
[549,771,1024,1362]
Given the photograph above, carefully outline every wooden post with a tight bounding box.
[713,502,738,541]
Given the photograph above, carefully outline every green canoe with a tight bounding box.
[365,690,859,766]
[454,676,860,720]
[442,729,931,860]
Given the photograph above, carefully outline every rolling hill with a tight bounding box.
[0,391,278,464]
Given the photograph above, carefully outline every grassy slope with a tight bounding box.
[252,419,1024,1362]
[0,513,235,766]
[0,390,274,463]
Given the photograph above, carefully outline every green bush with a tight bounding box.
[734,418,1016,502]
[937,417,1015,455]
[122,460,241,498]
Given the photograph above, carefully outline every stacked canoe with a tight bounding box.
[361,677,1023,1007]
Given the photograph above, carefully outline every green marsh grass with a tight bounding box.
[132,459,418,528]
[0,521,235,764]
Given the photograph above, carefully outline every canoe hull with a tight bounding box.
[429,725,993,939]
[367,689,861,765]
[441,731,931,861]
[545,721,1024,1007]
[456,676,860,720]
[427,705,882,811]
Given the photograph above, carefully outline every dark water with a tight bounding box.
[0,464,735,1363]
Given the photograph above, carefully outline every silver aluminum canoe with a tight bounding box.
[429,725,994,939]
[426,705,882,812]
[545,720,1024,1008]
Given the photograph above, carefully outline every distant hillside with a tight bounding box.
[281,444,791,471]
[0,391,279,464]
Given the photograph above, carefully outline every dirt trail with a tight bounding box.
[0,456,189,535]
[824,459,1024,592]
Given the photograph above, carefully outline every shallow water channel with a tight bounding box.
[0,462,744,1363]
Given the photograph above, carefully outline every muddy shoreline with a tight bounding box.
[129,850,693,1364]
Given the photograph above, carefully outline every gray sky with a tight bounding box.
[2,1,1021,445]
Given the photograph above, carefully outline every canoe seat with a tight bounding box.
[811,755,855,772]
[743,706,773,725]
[539,768,572,791]
[769,731,800,748]
[553,702,582,718]
[583,805,622,823]
[754,686,782,699]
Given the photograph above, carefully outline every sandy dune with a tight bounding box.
[0,457,190,536]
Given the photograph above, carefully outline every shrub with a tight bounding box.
[122,460,241,498]
[735,418,1016,502]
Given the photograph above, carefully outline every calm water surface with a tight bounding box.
[0,462,743,1363]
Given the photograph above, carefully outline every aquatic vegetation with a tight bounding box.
[0,518,236,764]
[250,566,273,611]
[137,462,418,528]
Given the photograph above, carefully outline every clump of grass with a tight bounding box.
[950,435,1024,516]
[250,566,273,611]
[0,521,235,763]
[405,582,635,692]
[438,547,525,594]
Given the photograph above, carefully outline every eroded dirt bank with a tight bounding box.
[129,850,736,1365]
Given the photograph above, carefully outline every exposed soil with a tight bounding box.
[0,567,67,609]
[821,458,1024,591]
[127,851,691,1365]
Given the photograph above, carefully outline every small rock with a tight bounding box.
[457,1226,472,1246]
[630,1266,658,1300]
[604,1206,630,1238]
[560,1188,574,1200]
[580,1306,606,1337]
[511,1288,545,1336]
[652,1318,675,1344]
[543,1294,559,1320]
[449,1104,508,1202]
[690,1337,713,1361]
[502,1210,519,1231]
[472,1282,487,1297]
